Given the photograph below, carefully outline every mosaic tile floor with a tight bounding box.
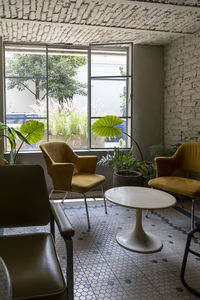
[4,198,200,299]
[61,198,200,300]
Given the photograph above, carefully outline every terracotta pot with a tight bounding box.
[113,170,143,187]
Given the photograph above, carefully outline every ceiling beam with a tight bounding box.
[104,0,200,12]
[0,18,192,37]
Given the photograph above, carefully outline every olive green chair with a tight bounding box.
[0,165,74,300]
[40,142,107,230]
[149,142,200,228]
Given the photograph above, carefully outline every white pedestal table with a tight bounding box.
[105,186,176,254]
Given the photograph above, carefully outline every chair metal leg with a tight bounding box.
[181,226,200,297]
[49,189,54,199]
[82,193,91,230]
[50,211,55,240]
[101,184,107,214]
[191,199,195,230]
[49,189,68,203]
[62,191,69,204]
[180,195,184,208]
[64,237,74,300]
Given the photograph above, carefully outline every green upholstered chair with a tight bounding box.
[40,142,107,230]
[0,165,74,300]
[148,142,200,228]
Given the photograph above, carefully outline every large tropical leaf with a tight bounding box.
[20,120,44,144]
[91,115,123,137]
[12,128,29,144]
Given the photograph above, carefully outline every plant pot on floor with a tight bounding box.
[113,170,143,187]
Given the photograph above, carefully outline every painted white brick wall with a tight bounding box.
[164,31,200,147]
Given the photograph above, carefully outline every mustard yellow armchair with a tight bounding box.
[148,142,200,228]
[40,142,107,230]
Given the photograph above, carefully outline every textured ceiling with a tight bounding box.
[0,0,200,45]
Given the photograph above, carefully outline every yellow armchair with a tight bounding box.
[148,142,200,228]
[40,142,107,230]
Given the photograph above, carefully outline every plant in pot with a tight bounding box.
[91,115,144,187]
[137,160,156,187]
[98,146,144,187]
[0,120,44,164]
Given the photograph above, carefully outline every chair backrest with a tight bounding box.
[173,142,200,173]
[40,142,77,166]
[0,165,50,228]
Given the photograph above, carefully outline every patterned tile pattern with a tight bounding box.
[4,199,200,299]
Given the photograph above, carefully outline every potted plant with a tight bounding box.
[98,146,143,187]
[91,115,144,161]
[0,120,44,164]
[137,160,156,186]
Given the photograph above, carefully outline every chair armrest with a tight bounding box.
[155,156,179,177]
[75,155,98,173]
[50,201,75,239]
[48,162,74,190]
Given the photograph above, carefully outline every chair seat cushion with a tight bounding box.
[71,173,106,193]
[0,233,66,300]
[148,176,200,198]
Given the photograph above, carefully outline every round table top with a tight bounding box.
[105,186,176,210]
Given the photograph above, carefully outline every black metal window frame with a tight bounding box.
[3,42,133,151]
[88,42,133,149]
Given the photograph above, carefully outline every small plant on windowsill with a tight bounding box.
[0,120,44,165]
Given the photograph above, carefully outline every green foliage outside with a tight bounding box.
[6,54,87,106]
[6,53,88,146]
[119,66,127,116]
[32,98,87,144]
[0,120,44,164]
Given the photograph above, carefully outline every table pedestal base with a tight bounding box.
[116,229,163,253]
[116,208,163,253]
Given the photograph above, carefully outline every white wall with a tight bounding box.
[164,31,200,146]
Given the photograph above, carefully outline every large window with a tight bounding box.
[4,43,132,151]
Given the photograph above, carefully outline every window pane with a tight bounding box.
[47,51,88,149]
[91,79,128,117]
[91,48,127,77]
[5,44,46,77]
[5,45,47,124]
[5,78,47,118]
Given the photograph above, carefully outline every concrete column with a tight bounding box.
[133,45,164,160]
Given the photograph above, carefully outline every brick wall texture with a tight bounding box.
[164,31,200,147]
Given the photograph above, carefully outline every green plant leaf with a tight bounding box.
[91,115,123,137]
[20,120,44,144]
[12,128,29,144]
[0,122,8,131]
[7,127,16,149]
